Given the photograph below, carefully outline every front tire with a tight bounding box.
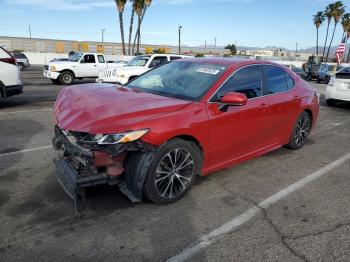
[58,71,75,85]
[18,63,24,71]
[143,139,202,204]
[51,79,59,84]
[287,112,311,150]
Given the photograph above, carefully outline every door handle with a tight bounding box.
[94,65,97,67]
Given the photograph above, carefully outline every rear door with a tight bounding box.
[207,65,271,167]
[262,65,300,144]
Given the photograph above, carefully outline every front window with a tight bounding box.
[213,65,262,100]
[69,52,83,62]
[127,56,151,67]
[126,61,227,101]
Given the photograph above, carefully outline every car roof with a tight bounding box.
[177,57,284,67]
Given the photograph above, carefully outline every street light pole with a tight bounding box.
[178,25,182,54]
[295,42,298,56]
[101,29,106,43]
[29,25,32,38]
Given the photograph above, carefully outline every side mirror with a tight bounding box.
[219,92,247,111]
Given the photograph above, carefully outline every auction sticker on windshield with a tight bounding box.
[196,67,221,75]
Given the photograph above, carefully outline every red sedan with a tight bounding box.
[53,58,319,209]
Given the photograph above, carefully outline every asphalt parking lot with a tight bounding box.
[0,66,350,262]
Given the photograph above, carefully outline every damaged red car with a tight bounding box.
[53,58,319,209]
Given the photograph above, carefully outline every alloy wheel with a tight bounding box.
[154,148,194,199]
[63,74,72,84]
[294,114,310,147]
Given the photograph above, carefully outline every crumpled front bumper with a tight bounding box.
[52,126,156,212]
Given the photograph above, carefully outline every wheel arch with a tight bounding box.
[59,69,76,78]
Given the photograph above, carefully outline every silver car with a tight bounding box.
[317,64,343,84]
[12,53,30,71]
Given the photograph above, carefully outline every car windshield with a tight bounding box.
[127,56,151,66]
[126,61,227,101]
[69,53,83,62]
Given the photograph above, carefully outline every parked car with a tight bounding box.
[53,58,319,209]
[292,67,307,79]
[12,53,30,71]
[317,64,343,84]
[43,52,108,85]
[0,47,23,99]
[326,66,350,106]
[97,54,190,84]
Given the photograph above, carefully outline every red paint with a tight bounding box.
[55,59,319,176]
[220,92,248,105]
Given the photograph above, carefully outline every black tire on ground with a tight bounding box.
[326,99,337,107]
[51,79,59,84]
[142,138,202,204]
[58,71,75,85]
[18,63,24,71]
[286,111,311,150]
[325,76,330,84]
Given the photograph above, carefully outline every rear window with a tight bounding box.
[170,56,182,61]
[264,65,288,94]
[13,53,27,59]
[98,55,105,63]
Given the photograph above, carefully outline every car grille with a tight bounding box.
[44,65,49,70]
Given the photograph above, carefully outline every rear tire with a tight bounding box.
[326,99,337,107]
[286,112,311,150]
[58,71,75,85]
[143,139,202,204]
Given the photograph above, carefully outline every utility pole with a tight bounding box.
[295,42,298,56]
[101,29,105,43]
[205,40,207,49]
[28,25,32,38]
[214,37,217,50]
[178,25,182,54]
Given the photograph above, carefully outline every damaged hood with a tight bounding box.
[54,84,192,134]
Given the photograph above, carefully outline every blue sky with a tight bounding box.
[0,0,346,50]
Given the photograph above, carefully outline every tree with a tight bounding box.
[325,1,345,61]
[225,44,237,56]
[313,11,325,57]
[132,0,152,55]
[342,14,350,62]
[115,0,127,55]
[128,0,136,55]
[322,4,333,59]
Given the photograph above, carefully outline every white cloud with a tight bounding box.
[5,0,115,10]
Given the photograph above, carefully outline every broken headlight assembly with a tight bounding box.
[83,129,150,145]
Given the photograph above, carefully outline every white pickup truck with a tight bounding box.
[97,54,190,85]
[43,52,108,85]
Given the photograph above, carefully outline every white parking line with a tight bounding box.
[0,108,52,115]
[167,152,350,262]
[0,145,52,157]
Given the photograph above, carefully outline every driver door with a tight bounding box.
[75,54,99,77]
[207,65,270,168]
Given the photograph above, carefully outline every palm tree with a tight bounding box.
[322,4,333,59]
[132,0,152,55]
[347,28,350,62]
[340,13,350,39]
[128,0,136,55]
[115,0,127,55]
[325,1,345,61]
[313,11,325,57]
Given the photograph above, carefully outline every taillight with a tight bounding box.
[0,57,17,66]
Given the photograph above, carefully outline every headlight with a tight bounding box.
[50,65,57,71]
[97,129,149,145]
